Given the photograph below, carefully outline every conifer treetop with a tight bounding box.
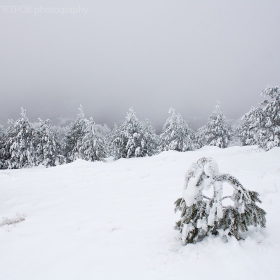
[126,107,138,121]
[262,86,279,100]
[20,107,28,119]
[77,105,85,119]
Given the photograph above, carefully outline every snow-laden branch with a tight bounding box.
[175,157,266,245]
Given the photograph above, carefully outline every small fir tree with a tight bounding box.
[110,108,158,159]
[108,124,119,158]
[174,157,266,245]
[195,125,207,149]
[160,108,195,152]
[2,108,37,169]
[62,106,87,163]
[236,107,263,146]
[135,119,159,157]
[36,119,65,167]
[78,118,106,162]
[202,102,231,148]
[110,108,142,159]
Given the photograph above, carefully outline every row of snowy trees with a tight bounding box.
[0,104,229,168]
[0,86,279,169]
[0,106,110,169]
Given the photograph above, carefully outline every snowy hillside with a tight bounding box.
[1,146,280,280]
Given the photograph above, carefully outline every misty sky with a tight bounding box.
[1,0,280,130]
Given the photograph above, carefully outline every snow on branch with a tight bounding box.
[175,157,266,245]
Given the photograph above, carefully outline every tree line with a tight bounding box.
[0,86,279,169]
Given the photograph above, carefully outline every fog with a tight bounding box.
[1,0,279,131]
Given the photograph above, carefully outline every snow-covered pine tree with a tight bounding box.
[236,86,280,150]
[78,118,106,162]
[195,125,206,149]
[62,106,87,163]
[203,102,231,148]
[107,123,119,158]
[94,123,111,157]
[110,108,143,159]
[2,108,37,169]
[174,158,266,245]
[236,107,263,146]
[110,108,157,159]
[36,119,65,167]
[258,86,280,150]
[160,108,195,152]
[136,119,159,157]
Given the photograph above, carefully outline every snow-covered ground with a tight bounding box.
[1,146,280,280]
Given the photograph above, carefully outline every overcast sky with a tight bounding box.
[1,0,280,130]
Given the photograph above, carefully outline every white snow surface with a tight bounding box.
[1,146,280,279]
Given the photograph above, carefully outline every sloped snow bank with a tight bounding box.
[0,146,279,280]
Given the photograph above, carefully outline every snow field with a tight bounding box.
[1,146,280,279]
